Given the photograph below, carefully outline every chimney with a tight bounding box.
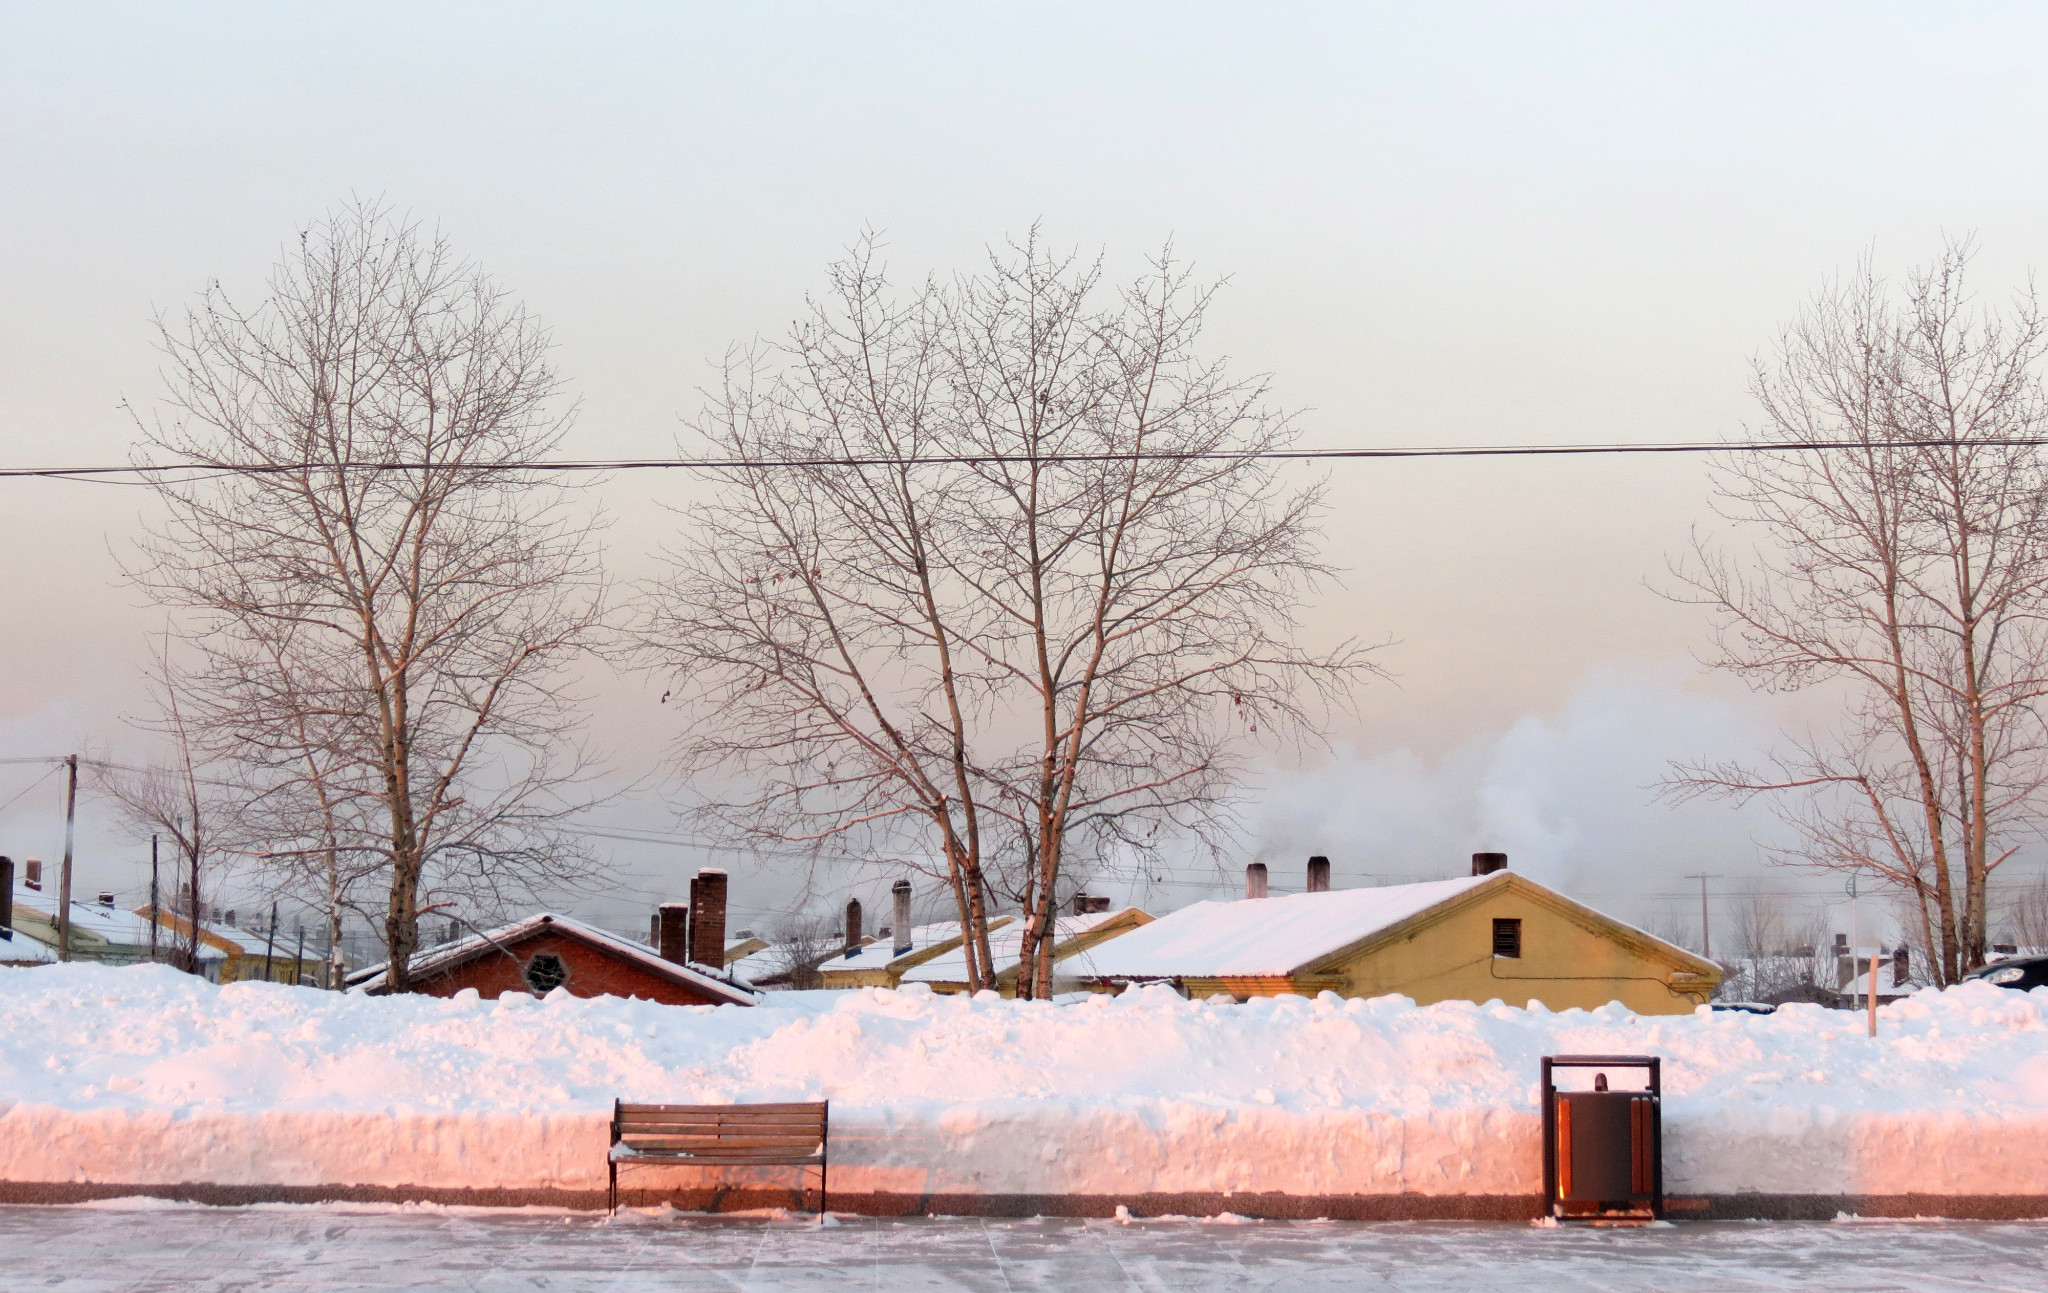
[657,903,690,964]
[1893,945,1911,988]
[97,891,115,908]
[1245,863,1269,899]
[892,881,912,957]
[844,898,863,957]
[1,856,12,939]
[1306,856,1331,893]
[649,913,660,947]
[224,909,237,927]
[23,858,40,892]
[688,869,727,967]
[1471,852,1507,876]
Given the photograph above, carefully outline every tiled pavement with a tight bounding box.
[3,1201,2046,1291]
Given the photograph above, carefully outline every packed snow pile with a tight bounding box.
[4,962,2048,1199]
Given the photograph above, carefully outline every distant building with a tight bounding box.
[349,870,760,1007]
[900,905,1153,996]
[1075,855,1721,1014]
[8,892,225,976]
[135,907,323,985]
[815,917,1017,990]
[348,912,759,1006]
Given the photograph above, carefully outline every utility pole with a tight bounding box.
[262,900,279,984]
[1685,873,1719,958]
[56,754,77,962]
[148,834,160,964]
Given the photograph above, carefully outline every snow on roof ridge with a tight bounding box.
[900,906,1146,983]
[1078,875,1495,978]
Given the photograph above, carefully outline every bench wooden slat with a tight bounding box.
[618,1102,825,1115]
[618,1117,825,1129]
[619,1118,824,1130]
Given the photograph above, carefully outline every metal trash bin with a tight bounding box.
[1541,1054,1662,1223]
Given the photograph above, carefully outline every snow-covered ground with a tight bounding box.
[7,1202,2048,1292]
[4,963,2048,1201]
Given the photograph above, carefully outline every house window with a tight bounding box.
[1492,918,1522,959]
[524,953,569,994]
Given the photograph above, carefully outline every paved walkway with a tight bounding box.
[4,1202,2046,1291]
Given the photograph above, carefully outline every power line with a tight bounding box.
[5,434,2048,483]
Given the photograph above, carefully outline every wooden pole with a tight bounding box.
[1868,943,1879,1037]
[56,755,77,963]
[148,834,160,964]
[262,900,279,983]
[291,924,306,987]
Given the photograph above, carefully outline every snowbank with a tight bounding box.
[4,963,2048,1202]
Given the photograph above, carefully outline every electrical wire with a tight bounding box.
[3,435,2047,483]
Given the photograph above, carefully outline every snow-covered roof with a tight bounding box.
[1078,876,1494,978]
[0,931,59,964]
[901,908,1144,983]
[13,894,227,955]
[133,906,266,954]
[349,912,761,1004]
[814,917,1014,974]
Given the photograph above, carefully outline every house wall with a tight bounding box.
[1314,883,1713,1014]
[405,929,735,1007]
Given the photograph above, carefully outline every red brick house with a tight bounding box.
[351,912,758,1006]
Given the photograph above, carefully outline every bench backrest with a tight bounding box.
[612,1101,828,1160]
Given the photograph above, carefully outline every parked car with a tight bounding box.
[1962,955,2048,991]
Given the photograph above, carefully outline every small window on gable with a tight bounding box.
[524,952,569,994]
[1492,917,1522,959]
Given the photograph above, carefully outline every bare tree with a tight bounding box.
[760,910,844,990]
[133,202,608,991]
[2002,874,2048,951]
[1723,892,1833,1004]
[1668,244,2048,984]
[103,653,219,975]
[640,232,1372,996]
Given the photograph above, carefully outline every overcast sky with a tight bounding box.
[5,3,2047,942]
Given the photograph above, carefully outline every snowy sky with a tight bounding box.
[5,3,2048,942]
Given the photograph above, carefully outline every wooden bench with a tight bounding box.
[608,1100,830,1217]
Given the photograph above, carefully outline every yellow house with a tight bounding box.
[900,906,1154,996]
[816,917,1015,989]
[137,906,325,985]
[1077,861,1720,1014]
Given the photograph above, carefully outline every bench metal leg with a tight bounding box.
[609,1160,616,1217]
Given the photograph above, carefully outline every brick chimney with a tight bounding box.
[844,898,863,958]
[892,881,912,957]
[22,858,40,892]
[1306,856,1331,893]
[1,856,12,939]
[657,902,690,964]
[1245,863,1269,899]
[687,870,727,967]
[1471,852,1507,876]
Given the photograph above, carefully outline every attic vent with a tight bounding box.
[1492,918,1522,959]
[524,953,569,994]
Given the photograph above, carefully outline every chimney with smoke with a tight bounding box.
[1245,862,1269,899]
[657,902,690,964]
[687,869,727,967]
[844,898,863,958]
[892,880,912,957]
[1471,852,1507,876]
[1306,856,1331,893]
